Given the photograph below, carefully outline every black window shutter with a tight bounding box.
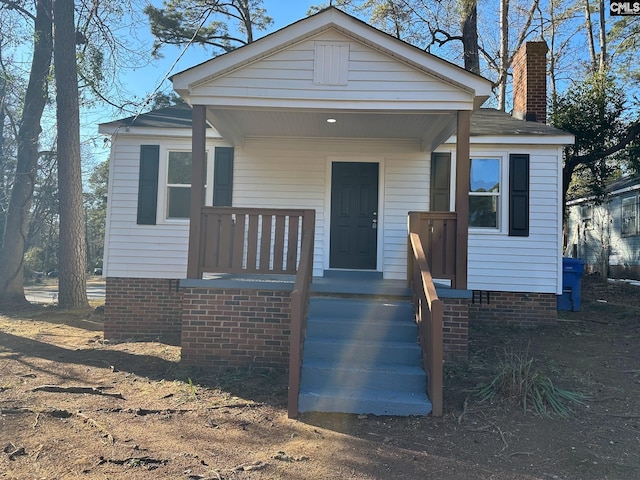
[430,152,451,211]
[213,147,234,206]
[137,145,160,225]
[509,153,530,236]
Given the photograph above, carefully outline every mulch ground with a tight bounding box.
[1,276,639,479]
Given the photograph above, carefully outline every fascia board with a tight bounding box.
[98,125,223,139]
[445,134,575,145]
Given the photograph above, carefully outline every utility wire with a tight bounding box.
[128,7,214,126]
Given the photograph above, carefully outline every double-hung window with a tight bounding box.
[622,196,638,236]
[469,158,501,229]
[581,204,593,231]
[166,151,193,219]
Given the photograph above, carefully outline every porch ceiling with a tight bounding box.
[206,107,457,150]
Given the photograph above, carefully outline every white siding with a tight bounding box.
[105,134,428,279]
[464,145,563,294]
[105,134,563,294]
[104,134,228,279]
[383,157,429,279]
[192,29,471,106]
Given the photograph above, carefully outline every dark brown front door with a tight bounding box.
[329,162,379,270]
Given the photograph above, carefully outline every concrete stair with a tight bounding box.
[298,297,432,416]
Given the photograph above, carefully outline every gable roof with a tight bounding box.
[171,6,492,109]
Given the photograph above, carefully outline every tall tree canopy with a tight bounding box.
[550,72,640,209]
[145,0,273,56]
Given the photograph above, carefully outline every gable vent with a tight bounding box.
[314,42,349,86]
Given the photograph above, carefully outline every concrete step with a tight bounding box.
[298,386,432,416]
[299,295,430,416]
[303,338,422,366]
[300,361,426,393]
[309,297,414,321]
[306,317,418,343]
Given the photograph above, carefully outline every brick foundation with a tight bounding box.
[441,297,470,363]
[104,277,183,344]
[181,287,292,370]
[468,291,557,327]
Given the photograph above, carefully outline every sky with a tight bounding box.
[117,0,320,115]
[86,0,321,162]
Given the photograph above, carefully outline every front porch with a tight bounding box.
[178,206,470,417]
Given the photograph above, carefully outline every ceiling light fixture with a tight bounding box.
[326,118,337,123]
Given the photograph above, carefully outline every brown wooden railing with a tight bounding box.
[194,207,314,278]
[191,206,315,418]
[408,211,458,288]
[288,211,315,418]
[408,231,443,417]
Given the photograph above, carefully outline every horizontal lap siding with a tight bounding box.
[198,30,468,104]
[607,195,640,266]
[236,138,422,277]
[468,146,562,294]
[104,136,223,279]
[233,139,326,275]
[106,136,562,291]
[567,194,640,272]
[383,156,429,279]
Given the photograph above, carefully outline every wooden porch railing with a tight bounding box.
[408,231,443,417]
[194,207,315,277]
[190,206,315,418]
[288,213,315,418]
[408,211,458,288]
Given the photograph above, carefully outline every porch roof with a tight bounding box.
[168,7,493,150]
[99,104,572,144]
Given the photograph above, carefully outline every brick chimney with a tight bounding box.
[512,41,548,124]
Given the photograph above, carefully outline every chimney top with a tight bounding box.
[512,41,548,124]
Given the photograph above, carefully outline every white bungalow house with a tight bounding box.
[99,7,573,417]
[565,175,640,279]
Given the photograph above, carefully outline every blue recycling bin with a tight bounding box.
[558,257,584,311]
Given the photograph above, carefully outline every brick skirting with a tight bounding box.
[468,291,557,327]
[104,277,183,345]
[441,297,470,363]
[181,287,292,370]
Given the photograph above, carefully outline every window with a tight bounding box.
[469,158,500,228]
[581,204,593,231]
[622,196,638,236]
[166,151,192,219]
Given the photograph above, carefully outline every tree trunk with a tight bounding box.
[0,0,53,310]
[598,0,607,72]
[0,78,6,250]
[583,0,597,72]
[461,0,480,74]
[54,0,88,309]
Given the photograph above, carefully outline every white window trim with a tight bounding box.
[157,146,212,225]
[468,153,507,234]
[621,196,638,237]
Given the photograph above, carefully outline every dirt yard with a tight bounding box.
[1,278,639,479]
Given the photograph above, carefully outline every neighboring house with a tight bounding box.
[99,7,573,416]
[565,176,640,279]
